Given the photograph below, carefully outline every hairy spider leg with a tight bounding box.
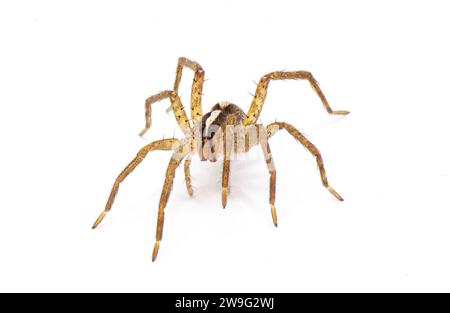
[92,138,181,229]
[174,57,205,125]
[183,156,194,197]
[221,160,230,209]
[220,121,235,208]
[259,131,278,227]
[266,122,343,201]
[244,71,350,126]
[139,90,191,137]
[152,150,188,262]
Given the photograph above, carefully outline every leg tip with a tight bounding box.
[152,241,160,262]
[333,110,350,115]
[139,129,148,137]
[271,205,278,227]
[92,211,107,229]
[327,186,344,201]
[222,188,228,209]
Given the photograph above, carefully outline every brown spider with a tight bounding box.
[92,57,349,261]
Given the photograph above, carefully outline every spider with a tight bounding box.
[92,57,349,261]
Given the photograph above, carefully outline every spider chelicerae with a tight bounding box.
[92,57,349,261]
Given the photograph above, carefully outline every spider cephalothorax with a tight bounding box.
[92,57,349,261]
[199,102,246,162]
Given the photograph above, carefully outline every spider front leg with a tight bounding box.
[152,151,188,262]
[139,90,191,137]
[184,156,194,197]
[92,138,181,229]
[222,160,230,208]
[221,122,237,209]
[266,122,343,201]
[173,57,205,124]
[244,71,349,126]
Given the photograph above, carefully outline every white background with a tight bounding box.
[1,0,449,292]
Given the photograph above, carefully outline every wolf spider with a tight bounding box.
[92,57,349,261]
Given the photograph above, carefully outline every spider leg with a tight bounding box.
[152,151,188,262]
[244,71,349,126]
[221,122,237,209]
[266,122,344,201]
[173,57,205,125]
[222,160,230,209]
[183,156,194,197]
[260,132,278,227]
[139,90,191,137]
[92,138,181,229]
